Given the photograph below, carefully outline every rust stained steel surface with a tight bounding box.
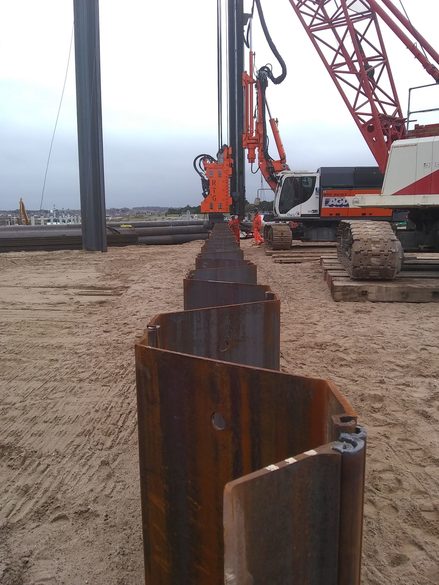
[148,295,280,369]
[201,237,241,248]
[183,280,272,310]
[188,265,257,284]
[200,242,239,255]
[195,256,248,269]
[223,431,366,585]
[224,444,342,584]
[135,345,358,585]
[135,222,366,585]
[198,250,245,261]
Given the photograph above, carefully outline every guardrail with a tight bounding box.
[135,222,366,585]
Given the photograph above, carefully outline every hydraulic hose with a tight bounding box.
[254,0,287,84]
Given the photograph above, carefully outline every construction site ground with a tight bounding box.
[0,240,438,585]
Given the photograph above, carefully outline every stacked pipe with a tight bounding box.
[133,220,209,245]
[0,220,209,252]
[135,222,366,585]
[0,225,137,252]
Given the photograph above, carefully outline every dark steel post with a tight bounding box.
[228,0,246,218]
[73,0,107,252]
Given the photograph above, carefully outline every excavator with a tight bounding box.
[194,0,439,279]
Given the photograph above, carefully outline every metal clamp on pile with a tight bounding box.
[135,223,366,585]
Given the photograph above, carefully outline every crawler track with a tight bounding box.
[337,220,403,280]
[265,223,292,250]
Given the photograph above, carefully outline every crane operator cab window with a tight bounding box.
[278,175,317,215]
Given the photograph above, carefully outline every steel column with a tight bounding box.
[228,0,246,218]
[73,0,107,252]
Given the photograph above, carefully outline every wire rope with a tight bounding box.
[225,0,230,145]
[217,0,223,150]
[39,24,74,211]
[398,0,428,61]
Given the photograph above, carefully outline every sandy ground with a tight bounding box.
[0,239,438,585]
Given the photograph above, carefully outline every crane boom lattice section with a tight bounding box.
[289,0,405,171]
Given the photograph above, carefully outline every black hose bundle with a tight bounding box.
[254,0,287,85]
[193,154,216,198]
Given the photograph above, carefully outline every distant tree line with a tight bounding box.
[250,200,273,212]
[167,200,273,216]
[167,204,201,215]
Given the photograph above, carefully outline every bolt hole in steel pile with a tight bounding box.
[135,222,367,585]
[212,412,227,431]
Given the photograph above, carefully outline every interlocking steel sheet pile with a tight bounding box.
[135,223,367,585]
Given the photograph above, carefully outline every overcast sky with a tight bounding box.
[0,0,438,210]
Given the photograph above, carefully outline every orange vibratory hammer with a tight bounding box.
[200,147,233,214]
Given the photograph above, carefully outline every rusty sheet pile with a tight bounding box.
[135,223,366,585]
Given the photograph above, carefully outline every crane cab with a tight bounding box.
[270,166,390,241]
[274,172,320,219]
[274,167,388,220]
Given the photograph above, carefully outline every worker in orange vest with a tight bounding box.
[252,209,264,245]
[228,215,241,245]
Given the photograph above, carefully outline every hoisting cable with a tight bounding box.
[39,23,74,210]
[217,0,223,150]
[193,1,225,200]
[244,2,261,178]
[224,0,230,145]
[244,0,256,49]
[398,0,428,61]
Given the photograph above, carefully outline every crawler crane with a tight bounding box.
[195,1,439,279]
[288,0,439,279]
